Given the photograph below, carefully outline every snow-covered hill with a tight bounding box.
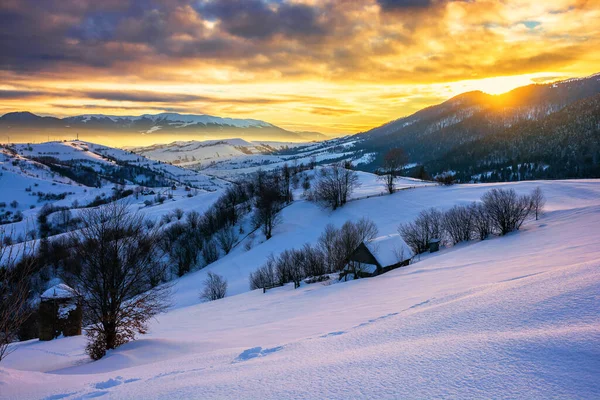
[131,136,374,180]
[129,139,308,168]
[2,177,599,399]
[0,141,229,238]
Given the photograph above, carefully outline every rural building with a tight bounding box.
[38,283,82,341]
[343,234,414,279]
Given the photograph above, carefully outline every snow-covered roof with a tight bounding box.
[364,234,414,267]
[41,283,76,300]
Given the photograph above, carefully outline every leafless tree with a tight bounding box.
[531,187,545,220]
[317,218,378,271]
[216,225,237,255]
[249,254,278,290]
[471,202,492,240]
[253,174,284,240]
[398,208,444,254]
[481,188,532,235]
[0,229,35,362]
[442,205,474,245]
[64,203,171,360]
[200,272,227,301]
[318,224,343,272]
[172,208,184,221]
[312,163,359,210]
[378,148,408,194]
[202,238,220,265]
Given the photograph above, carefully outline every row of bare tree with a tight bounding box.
[399,187,546,254]
[249,218,378,290]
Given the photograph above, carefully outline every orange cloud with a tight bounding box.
[0,0,598,136]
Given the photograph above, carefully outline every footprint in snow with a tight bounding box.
[320,331,346,338]
[235,346,283,362]
[43,393,78,400]
[94,377,123,389]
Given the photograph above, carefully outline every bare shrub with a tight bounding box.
[482,188,532,235]
[216,225,237,255]
[202,238,220,265]
[398,208,443,254]
[531,187,545,220]
[249,254,278,290]
[200,272,227,301]
[172,208,184,220]
[312,163,359,210]
[442,205,473,245]
[471,202,492,240]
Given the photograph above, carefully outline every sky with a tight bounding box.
[0,0,599,136]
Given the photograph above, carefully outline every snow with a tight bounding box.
[71,113,273,129]
[1,178,600,399]
[364,234,414,267]
[41,284,76,300]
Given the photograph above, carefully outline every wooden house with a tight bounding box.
[343,234,414,279]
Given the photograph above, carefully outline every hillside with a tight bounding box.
[0,140,228,235]
[132,136,374,180]
[1,176,599,399]
[355,73,600,180]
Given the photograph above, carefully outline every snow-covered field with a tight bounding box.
[129,136,371,180]
[2,178,599,399]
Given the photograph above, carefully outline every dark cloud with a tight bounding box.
[0,90,51,99]
[199,0,327,39]
[377,0,436,11]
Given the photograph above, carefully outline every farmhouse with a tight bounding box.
[343,234,414,279]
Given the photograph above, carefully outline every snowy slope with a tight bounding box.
[130,136,372,180]
[2,179,600,399]
[129,139,307,168]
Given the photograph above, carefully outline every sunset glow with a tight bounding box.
[1,0,599,140]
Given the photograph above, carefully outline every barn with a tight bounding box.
[343,234,414,279]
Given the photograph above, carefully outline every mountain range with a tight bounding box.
[0,111,326,143]
[355,73,600,181]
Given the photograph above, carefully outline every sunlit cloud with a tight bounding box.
[0,0,598,138]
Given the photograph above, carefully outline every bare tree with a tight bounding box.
[312,163,359,210]
[317,218,378,271]
[378,148,408,194]
[442,205,473,245]
[0,229,35,362]
[200,272,227,301]
[471,202,492,240]
[253,174,284,240]
[481,188,532,235]
[202,238,220,265]
[531,187,545,220]
[216,225,237,255]
[398,208,444,254]
[64,203,170,360]
[249,254,278,290]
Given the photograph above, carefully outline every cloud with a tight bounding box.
[0,0,598,134]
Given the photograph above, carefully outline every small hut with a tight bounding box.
[38,283,82,341]
[343,234,414,279]
[429,239,441,253]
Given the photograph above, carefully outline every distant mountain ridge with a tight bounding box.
[0,111,320,143]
